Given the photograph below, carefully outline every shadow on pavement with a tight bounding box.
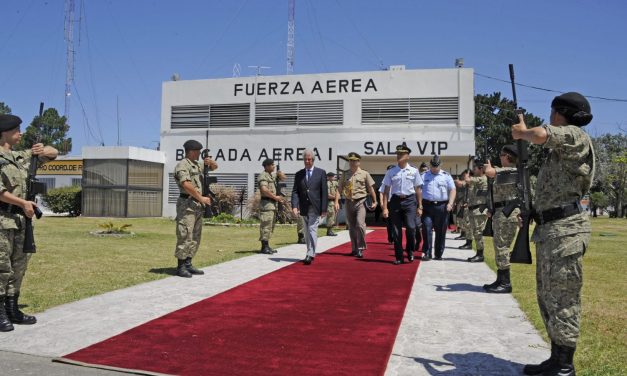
[234,250,260,254]
[395,352,524,375]
[268,257,302,263]
[433,283,484,293]
[148,267,177,276]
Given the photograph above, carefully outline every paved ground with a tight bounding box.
[0,230,548,375]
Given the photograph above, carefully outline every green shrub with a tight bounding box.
[43,186,81,216]
[208,213,237,223]
[97,222,132,234]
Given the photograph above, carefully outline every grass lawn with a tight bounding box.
[483,217,626,376]
[21,216,322,313]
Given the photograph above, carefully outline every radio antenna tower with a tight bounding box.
[64,0,76,121]
[286,0,295,74]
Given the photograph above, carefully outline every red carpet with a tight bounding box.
[58,230,420,376]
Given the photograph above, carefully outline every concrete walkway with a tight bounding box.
[0,230,549,375]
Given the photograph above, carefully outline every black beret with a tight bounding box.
[262,158,275,167]
[473,158,484,167]
[396,143,411,154]
[326,171,335,177]
[419,162,428,169]
[551,92,593,126]
[347,152,361,161]
[429,155,441,167]
[0,114,22,133]
[501,144,518,157]
[183,139,203,151]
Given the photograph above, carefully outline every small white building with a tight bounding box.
[160,67,475,218]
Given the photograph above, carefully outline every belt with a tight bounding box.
[179,193,190,198]
[469,204,487,211]
[392,194,414,201]
[533,202,582,225]
[423,199,446,206]
[348,196,366,202]
[493,201,507,209]
[0,202,23,215]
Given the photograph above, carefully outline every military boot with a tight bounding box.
[260,241,274,255]
[486,269,512,293]
[185,257,204,275]
[458,240,473,250]
[524,342,558,375]
[0,296,15,332]
[5,294,37,325]
[540,344,575,376]
[177,259,192,278]
[454,232,466,240]
[483,271,501,290]
[467,249,484,262]
[326,229,337,236]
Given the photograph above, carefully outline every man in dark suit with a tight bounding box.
[291,149,328,265]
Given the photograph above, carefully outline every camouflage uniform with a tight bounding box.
[532,124,594,348]
[326,179,338,228]
[258,171,277,241]
[492,167,520,270]
[173,158,204,260]
[467,175,489,250]
[0,150,51,297]
[455,185,468,234]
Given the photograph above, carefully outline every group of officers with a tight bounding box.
[0,90,593,375]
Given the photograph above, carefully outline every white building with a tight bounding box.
[160,67,475,218]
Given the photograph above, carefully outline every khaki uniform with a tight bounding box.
[258,171,278,241]
[467,176,488,250]
[532,124,594,348]
[173,158,204,260]
[491,167,520,270]
[0,150,51,297]
[340,168,374,253]
[326,180,338,228]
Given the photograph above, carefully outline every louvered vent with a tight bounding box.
[255,100,343,127]
[171,104,250,129]
[362,97,458,124]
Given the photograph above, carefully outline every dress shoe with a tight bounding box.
[303,256,314,265]
[326,230,337,236]
[407,254,414,262]
[356,249,364,258]
[393,259,403,265]
[434,256,442,260]
[422,254,431,261]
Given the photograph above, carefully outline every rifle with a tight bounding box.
[201,131,218,218]
[504,64,533,264]
[23,102,48,253]
[483,143,495,237]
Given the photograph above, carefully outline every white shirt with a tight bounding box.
[382,164,423,196]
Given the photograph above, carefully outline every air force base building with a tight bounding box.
[160,67,475,217]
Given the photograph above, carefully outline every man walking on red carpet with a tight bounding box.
[291,149,328,265]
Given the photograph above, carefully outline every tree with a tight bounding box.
[18,107,72,155]
[0,102,11,115]
[592,134,627,218]
[589,191,609,217]
[474,92,546,176]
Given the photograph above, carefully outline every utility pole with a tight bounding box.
[287,0,295,74]
[64,0,76,122]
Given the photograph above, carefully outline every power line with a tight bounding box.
[475,72,627,103]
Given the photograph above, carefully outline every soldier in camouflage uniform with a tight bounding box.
[465,159,489,262]
[296,216,306,244]
[173,140,218,278]
[453,170,469,241]
[482,145,520,294]
[0,114,58,332]
[258,159,285,254]
[325,172,339,236]
[513,92,594,376]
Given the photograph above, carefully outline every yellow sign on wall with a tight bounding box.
[37,160,83,175]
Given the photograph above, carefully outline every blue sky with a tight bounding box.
[1,0,625,154]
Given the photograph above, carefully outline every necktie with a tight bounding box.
[307,169,312,181]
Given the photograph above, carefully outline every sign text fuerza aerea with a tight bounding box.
[234,78,377,96]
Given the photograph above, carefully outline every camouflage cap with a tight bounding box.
[183,139,203,151]
[0,114,22,133]
[347,152,361,161]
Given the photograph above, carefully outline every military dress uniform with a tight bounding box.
[326,175,339,235]
[258,169,279,254]
[340,156,375,258]
[466,173,489,262]
[0,114,56,331]
[173,140,209,278]
[484,165,519,293]
[420,157,455,260]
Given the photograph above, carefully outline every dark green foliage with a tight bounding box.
[18,107,72,155]
[43,186,81,217]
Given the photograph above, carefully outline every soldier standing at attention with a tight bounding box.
[513,93,594,376]
[325,172,340,236]
[453,171,469,240]
[0,114,58,332]
[465,159,489,262]
[482,145,519,293]
[258,159,285,254]
[382,144,423,265]
[339,152,377,258]
[173,140,218,278]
